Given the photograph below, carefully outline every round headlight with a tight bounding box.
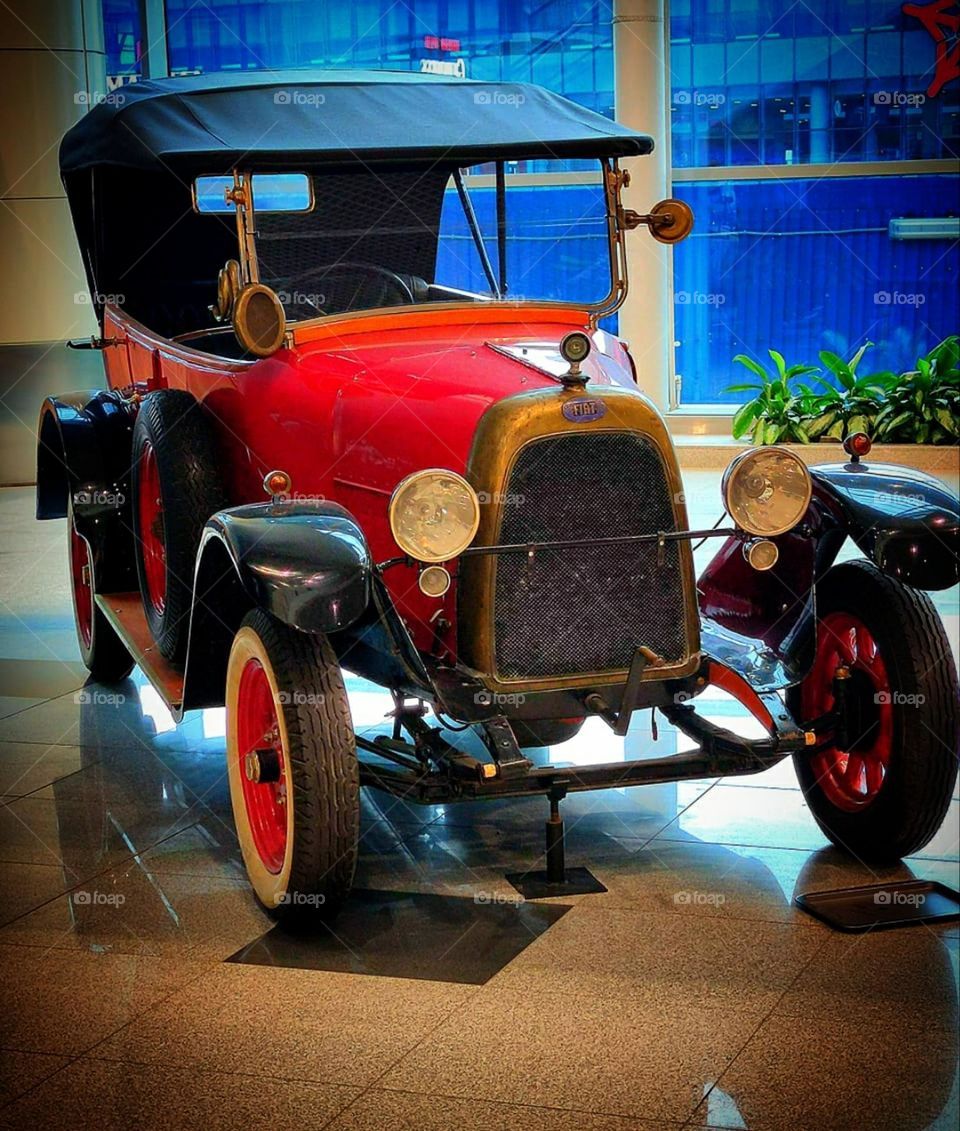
[722,448,812,537]
[389,469,480,563]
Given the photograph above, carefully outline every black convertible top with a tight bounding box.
[60,69,653,173]
[61,71,652,338]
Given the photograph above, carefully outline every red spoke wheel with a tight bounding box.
[137,439,166,616]
[131,391,227,662]
[802,612,893,812]
[236,659,288,874]
[226,609,359,921]
[67,500,134,683]
[789,560,958,862]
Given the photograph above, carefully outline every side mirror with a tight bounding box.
[232,284,286,357]
[623,198,694,244]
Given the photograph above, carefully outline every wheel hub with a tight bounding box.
[244,746,282,784]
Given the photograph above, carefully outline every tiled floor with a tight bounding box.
[0,479,958,1130]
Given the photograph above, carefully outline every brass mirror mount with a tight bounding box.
[226,171,260,285]
[622,197,695,244]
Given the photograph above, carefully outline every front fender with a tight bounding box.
[179,501,373,712]
[811,460,959,591]
[199,501,372,634]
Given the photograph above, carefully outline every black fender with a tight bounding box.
[810,460,959,591]
[698,457,957,693]
[180,500,373,710]
[36,389,137,592]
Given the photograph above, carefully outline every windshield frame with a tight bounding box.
[211,157,629,335]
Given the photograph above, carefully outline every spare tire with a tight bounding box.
[131,390,228,662]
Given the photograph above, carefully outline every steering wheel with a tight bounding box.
[273,261,416,315]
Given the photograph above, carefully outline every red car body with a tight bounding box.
[103,303,635,657]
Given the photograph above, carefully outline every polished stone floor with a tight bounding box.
[0,479,958,1130]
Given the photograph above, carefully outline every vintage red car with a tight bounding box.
[37,71,959,919]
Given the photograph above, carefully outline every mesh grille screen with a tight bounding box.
[256,169,447,316]
[492,432,688,680]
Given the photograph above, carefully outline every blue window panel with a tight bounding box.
[672,175,960,404]
[102,0,141,76]
[162,0,615,118]
[436,182,611,309]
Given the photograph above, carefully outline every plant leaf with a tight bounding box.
[733,354,768,380]
[768,349,787,379]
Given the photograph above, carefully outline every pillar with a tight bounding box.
[0,1,107,483]
[613,0,673,407]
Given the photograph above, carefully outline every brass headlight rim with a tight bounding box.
[722,447,813,538]
[388,467,481,564]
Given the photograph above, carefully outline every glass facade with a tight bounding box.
[670,0,958,403]
[102,0,141,77]
[162,0,614,118]
[670,0,958,166]
[673,174,958,403]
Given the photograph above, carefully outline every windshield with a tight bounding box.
[249,160,614,321]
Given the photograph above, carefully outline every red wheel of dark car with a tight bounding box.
[236,657,288,874]
[789,560,958,862]
[131,390,227,663]
[801,611,893,812]
[67,501,134,683]
[226,609,360,921]
[137,439,166,616]
[69,516,94,650]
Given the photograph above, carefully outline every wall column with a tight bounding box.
[0,1,107,483]
[613,0,673,407]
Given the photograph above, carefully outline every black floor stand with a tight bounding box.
[506,787,607,899]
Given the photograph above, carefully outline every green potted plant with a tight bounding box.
[728,337,958,446]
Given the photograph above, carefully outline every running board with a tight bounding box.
[95,592,184,713]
